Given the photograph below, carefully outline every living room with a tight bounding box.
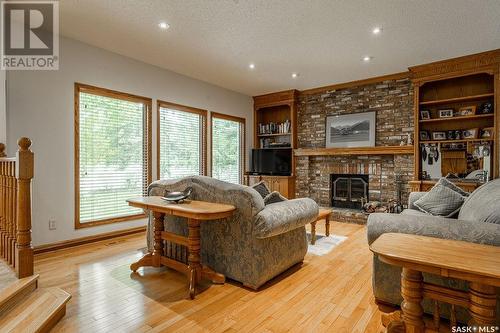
[0,1,499,332]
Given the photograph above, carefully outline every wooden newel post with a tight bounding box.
[15,137,34,278]
[0,143,6,158]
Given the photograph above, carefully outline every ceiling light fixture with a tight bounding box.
[292,73,298,78]
[363,56,372,62]
[372,27,381,35]
[159,22,170,30]
[249,63,255,69]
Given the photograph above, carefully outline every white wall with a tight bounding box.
[7,37,253,246]
[0,69,5,145]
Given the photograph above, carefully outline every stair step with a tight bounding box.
[0,287,71,333]
[0,274,39,315]
[0,260,18,294]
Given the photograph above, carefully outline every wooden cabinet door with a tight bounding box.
[252,176,294,198]
[247,175,261,186]
[276,178,289,198]
[261,177,275,192]
[260,177,288,197]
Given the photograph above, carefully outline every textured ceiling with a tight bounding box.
[59,0,500,95]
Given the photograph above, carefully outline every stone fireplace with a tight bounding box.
[294,76,415,224]
[330,173,369,209]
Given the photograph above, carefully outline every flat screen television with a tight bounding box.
[250,149,292,176]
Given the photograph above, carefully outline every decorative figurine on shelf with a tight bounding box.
[478,101,493,114]
[406,133,413,145]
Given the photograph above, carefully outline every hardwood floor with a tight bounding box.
[34,222,384,332]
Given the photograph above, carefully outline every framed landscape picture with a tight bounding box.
[326,111,376,148]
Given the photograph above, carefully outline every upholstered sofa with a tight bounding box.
[146,176,319,289]
[367,178,500,323]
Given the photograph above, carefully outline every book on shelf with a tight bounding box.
[258,120,291,135]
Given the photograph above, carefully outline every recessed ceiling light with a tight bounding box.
[158,22,170,30]
[363,56,372,62]
[292,73,298,78]
[249,63,255,69]
[372,27,381,35]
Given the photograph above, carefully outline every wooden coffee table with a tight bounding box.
[127,197,235,299]
[370,233,500,332]
[310,208,332,245]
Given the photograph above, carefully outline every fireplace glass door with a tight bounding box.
[330,174,369,209]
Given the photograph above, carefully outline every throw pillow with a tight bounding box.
[437,177,470,197]
[264,191,288,205]
[251,181,270,199]
[458,178,500,224]
[414,184,466,217]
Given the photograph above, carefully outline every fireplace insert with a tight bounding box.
[330,174,369,209]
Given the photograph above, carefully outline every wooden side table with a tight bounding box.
[370,233,500,332]
[310,208,332,245]
[127,197,235,299]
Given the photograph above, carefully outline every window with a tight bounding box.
[75,83,152,228]
[211,112,246,184]
[157,101,207,180]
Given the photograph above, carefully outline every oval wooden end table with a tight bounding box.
[370,233,500,332]
[127,196,235,299]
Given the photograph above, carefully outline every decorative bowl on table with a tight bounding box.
[161,187,193,203]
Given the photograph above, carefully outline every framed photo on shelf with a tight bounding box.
[462,128,478,139]
[420,110,431,120]
[419,130,430,141]
[438,109,454,118]
[458,106,476,116]
[432,132,447,141]
[480,127,494,139]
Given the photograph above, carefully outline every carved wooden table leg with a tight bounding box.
[401,268,425,333]
[379,303,405,333]
[469,282,497,326]
[130,212,164,272]
[187,218,202,299]
[325,214,330,237]
[310,221,316,245]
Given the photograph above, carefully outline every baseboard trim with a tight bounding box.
[34,226,147,254]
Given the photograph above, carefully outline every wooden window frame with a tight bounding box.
[210,112,246,184]
[156,100,208,180]
[74,83,152,229]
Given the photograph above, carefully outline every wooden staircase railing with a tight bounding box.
[0,138,34,278]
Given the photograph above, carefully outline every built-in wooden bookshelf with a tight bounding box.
[253,90,297,149]
[418,113,493,124]
[409,50,500,192]
[420,138,494,145]
[257,133,292,138]
[247,90,298,198]
[418,93,495,106]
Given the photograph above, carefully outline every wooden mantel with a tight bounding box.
[294,145,414,157]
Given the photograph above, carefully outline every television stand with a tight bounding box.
[244,174,295,199]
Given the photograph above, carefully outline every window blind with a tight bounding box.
[158,105,206,180]
[77,89,150,224]
[211,114,245,184]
